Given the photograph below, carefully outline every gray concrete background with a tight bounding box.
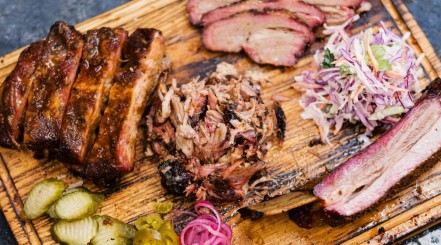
[0,0,439,244]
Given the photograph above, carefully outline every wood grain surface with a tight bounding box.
[0,0,440,244]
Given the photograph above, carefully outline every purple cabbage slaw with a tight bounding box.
[293,15,425,144]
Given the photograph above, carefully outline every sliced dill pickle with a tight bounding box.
[51,216,98,245]
[47,203,58,219]
[24,178,65,219]
[54,189,104,221]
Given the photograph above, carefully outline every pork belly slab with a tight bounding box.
[0,41,45,148]
[187,0,240,25]
[59,28,127,166]
[23,21,84,152]
[202,11,314,66]
[85,29,166,184]
[201,0,325,28]
[314,78,441,217]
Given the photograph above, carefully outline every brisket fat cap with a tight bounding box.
[201,0,325,28]
[187,0,241,25]
[202,11,314,66]
[314,78,441,218]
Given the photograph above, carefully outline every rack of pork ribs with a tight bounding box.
[0,21,168,185]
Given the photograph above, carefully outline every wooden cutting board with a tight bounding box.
[1,0,441,244]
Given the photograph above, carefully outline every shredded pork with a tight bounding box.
[147,63,285,202]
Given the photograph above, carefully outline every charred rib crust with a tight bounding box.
[0,41,45,148]
[23,21,84,152]
[58,27,128,166]
[86,28,166,185]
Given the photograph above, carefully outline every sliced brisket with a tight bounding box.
[317,5,356,25]
[300,0,362,7]
[23,21,84,152]
[299,0,363,24]
[187,0,241,25]
[85,29,166,184]
[58,27,128,166]
[314,78,441,218]
[202,11,314,66]
[201,0,325,28]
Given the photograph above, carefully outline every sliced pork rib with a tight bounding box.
[0,41,45,148]
[202,11,314,66]
[314,78,441,218]
[201,0,325,28]
[187,0,241,25]
[85,29,166,184]
[58,28,128,167]
[23,21,84,152]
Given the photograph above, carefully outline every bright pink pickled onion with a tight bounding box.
[180,201,232,245]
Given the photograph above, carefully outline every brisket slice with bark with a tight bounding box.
[298,0,363,25]
[202,11,314,66]
[0,41,45,148]
[317,5,356,25]
[300,0,362,7]
[59,27,128,167]
[23,21,84,153]
[187,0,241,25]
[201,0,325,28]
[314,78,441,218]
[85,29,166,185]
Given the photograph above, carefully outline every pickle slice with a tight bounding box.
[24,178,65,219]
[51,216,98,245]
[54,188,104,221]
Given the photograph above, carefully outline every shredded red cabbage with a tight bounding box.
[293,15,425,144]
[179,201,232,245]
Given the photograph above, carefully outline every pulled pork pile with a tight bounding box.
[146,63,285,202]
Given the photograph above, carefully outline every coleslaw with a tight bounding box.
[293,15,425,144]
